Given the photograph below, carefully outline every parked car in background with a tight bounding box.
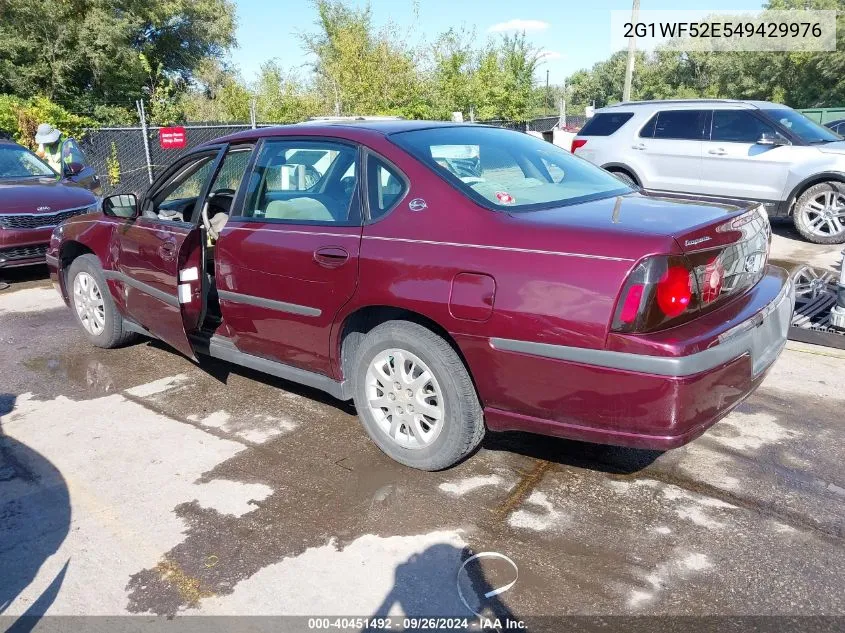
[0,139,99,269]
[573,99,845,245]
[48,121,792,470]
[824,118,845,136]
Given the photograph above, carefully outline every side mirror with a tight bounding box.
[64,161,85,176]
[757,132,789,146]
[102,193,138,219]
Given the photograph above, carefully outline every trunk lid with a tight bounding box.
[514,190,771,313]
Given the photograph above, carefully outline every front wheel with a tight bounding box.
[67,254,136,348]
[793,182,845,244]
[351,321,484,471]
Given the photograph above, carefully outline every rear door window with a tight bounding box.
[652,110,710,140]
[366,155,406,221]
[241,139,360,225]
[578,112,634,136]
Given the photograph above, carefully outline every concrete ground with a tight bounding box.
[1,225,843,630]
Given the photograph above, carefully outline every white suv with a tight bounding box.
[572,99,845,244]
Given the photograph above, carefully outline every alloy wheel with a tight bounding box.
[801,190,845,238]
[73,271,106,336]
[364,348,444,449]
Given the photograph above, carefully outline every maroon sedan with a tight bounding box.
[1,139,99,269]
[47,121,794,470]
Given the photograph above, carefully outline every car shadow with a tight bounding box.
[0,265,50,290]
[362,543,522,632]
[0,393,71,629]
[185,346,357,415]
[483,430,662,475]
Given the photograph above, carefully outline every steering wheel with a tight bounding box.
[202,188,236,239]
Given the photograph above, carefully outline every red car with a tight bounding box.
[47,121,794,470]
[0,139,99,269]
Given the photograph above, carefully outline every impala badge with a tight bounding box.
[37,205,51,212]
[409,198,427,212]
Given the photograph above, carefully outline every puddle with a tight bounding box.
[22,355,117,395]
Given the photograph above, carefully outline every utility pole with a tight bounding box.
[546,69,550,116]
[249,97,257,129]
[622,0,640,102]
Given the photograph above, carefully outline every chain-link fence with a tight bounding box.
[79,123,287,196]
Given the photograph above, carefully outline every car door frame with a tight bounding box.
[111,145,227,359]
[212,134,366,375]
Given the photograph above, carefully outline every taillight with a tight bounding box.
[571,138,587,153]
[611,255,700,333]
[656,265,693,317]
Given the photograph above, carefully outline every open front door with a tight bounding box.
[116,148,224,360]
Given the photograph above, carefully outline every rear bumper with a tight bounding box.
[476,274,795,450]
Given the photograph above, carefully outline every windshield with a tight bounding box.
[0,144,57,179]
[761,108,841,144]
[390,126,632,210]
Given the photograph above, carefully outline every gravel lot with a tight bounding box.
[1,225,843,630]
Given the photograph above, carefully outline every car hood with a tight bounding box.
[509,191,758,255]
[0,177,97,214]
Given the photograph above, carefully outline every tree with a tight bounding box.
[300,0,426,117]
[0,0,237,113]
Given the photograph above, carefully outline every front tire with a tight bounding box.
[609,169,638,188]
[351,321,484,471]
[67,255,136,348]
[793,182,845,244]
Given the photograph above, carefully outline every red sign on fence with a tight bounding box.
[159,126,187,149]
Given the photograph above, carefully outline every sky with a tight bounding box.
[230,0,767,85]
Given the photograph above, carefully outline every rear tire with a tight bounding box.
[351,320,484,471]
[67,254,136,348]
[793,182,845,244]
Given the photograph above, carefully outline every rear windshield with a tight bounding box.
[390,126,631,211]
[578,112,634,136]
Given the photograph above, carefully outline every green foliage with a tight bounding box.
[564,0,845,113]
[106,141,120,186]
[0,94,95,148]
[0,0,237,115]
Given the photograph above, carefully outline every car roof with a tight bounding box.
[598,99,782,112]
[203,120,499,147]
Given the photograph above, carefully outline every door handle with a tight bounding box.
[708,148,727,155]
[314,246,349,269]
[631,143,646,150]
[159,241,177,260]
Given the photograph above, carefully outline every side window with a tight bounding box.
[367,155,407,221]
[639,113,658,138]
[210,148,252,193]
[205,146,253,217]
[711,110,776,143]
[144,155,216,223]
[242,140,359,224]
[61,138,87,167]
[578,112,634,136]
[652,110,710,140]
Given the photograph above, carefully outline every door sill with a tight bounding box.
[189,333,351,401]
